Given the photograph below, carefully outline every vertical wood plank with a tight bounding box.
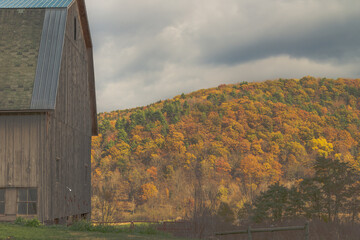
[21,115,30,187]
[0,117,6,186]
[5,188,16,215]
[6,116,14,187]
[29,115,39,187]
[13,117,22,186]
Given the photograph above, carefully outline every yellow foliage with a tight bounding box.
[287,141,306,158]
[211,141,229,157]
[109,141,131,160]
[140,182,158,201]
[184,152,196,169]
[154,134,165,148]
[132,134,142,143]
[92,134,102,149]
[165,188,170,199]
[309,137,333,157]
[217,185,229,202]
[251,139,264,155]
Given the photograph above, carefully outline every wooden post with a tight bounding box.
[248,226,252,240]
[305,222,309,240]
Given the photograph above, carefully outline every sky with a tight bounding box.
[85,0,360,113]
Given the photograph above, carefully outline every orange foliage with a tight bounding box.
[147,167,158,180]
[140,182,158,201]
[92,77,360,221]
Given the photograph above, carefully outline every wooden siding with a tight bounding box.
[0,113,45,188]
[0,113,46,221]
[39,1,93,222]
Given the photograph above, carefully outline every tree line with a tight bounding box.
[91,77,360,223]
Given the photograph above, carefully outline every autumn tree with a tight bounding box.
[92,170,127,222]
[92,77,360,222]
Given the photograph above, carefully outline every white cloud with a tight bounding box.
[86,0,360,112]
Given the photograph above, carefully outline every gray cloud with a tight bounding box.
[86,0,360,112]
[200,12,360,65]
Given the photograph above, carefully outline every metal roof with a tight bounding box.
[0,8,66,110]
[31,9,67,109]
[0,0,74,8]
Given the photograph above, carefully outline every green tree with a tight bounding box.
[117,129,128,143]
[115,118,126,130]
[130,110,146,128]
[252,183,289,222]
[99,119,113,134]
[162,100,182,124]
[312,156,359,222]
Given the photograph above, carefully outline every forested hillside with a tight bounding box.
[91,76,360,223]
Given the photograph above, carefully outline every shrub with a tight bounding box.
[14,217,41,227]
[14,217,26,225]
[136,224,158,235]
[25,218,41,227]
[69,220,121,233]
[68,220,93,231]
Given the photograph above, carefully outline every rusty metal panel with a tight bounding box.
[0,0,74,8]
[31,9,67,110]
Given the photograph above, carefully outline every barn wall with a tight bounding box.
[42,1,92,222]
[0,113,46,221]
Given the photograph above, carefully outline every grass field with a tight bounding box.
[0,222,191,240]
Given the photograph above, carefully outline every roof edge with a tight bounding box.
[76,0,97,135]
[87,48,98,136]
[0,109,53,113]
[0,0,74,9]
[77,0,92,48]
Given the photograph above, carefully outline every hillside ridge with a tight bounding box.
[92,76,360,222]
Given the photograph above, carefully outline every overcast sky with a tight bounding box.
[85,0,360,113]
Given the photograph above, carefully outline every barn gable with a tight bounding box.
[0,0,97,135]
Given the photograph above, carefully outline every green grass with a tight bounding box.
[0,222,191,240]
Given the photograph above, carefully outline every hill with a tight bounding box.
[91,76,360,222]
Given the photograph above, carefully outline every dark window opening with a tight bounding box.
[17,188,37,215]
[74,17,77,40]
[0,189,5,215]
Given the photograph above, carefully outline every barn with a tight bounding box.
[0,0,97,224]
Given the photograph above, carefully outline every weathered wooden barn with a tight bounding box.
[0,0,97,223]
